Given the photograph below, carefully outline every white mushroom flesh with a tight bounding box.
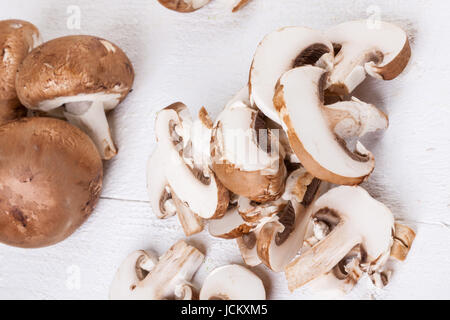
[276,66,375,183]
[326,20,410,94]
[250,26,334,124]
[156,107,226,219]
[214,89,280,174]
[200,265,266,300]
[110,241,204,300]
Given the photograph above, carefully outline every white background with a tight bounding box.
[0,0,449,300]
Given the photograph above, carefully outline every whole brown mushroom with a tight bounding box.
[0,19,40,125]
[0,117,103,248]
[16,35,135,160]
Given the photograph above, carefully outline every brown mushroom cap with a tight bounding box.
[16,35,134,110]
[212,159,286,202]
[0,20,40,124]
[0,117,103,248]
[158,0,210,13]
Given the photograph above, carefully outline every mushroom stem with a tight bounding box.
[323,97,389,139]
[285,223,360,291]
[172,190,204,236]
[64,100,117,160]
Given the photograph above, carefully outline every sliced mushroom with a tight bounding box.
[147,147,176,219]
[236,231,261,267]
[110,240,204,300]
[147,146,204,236]
[152,103,229,220]
[282,167,315,203]
[274,66,376,185]
[0,118,102,248]
[234,169,324,271]
[326,20,411,95]
[0,20,41,125]
[212,88,286,202]
[285,186,394,292]
[16,35,135,159]
[249,27,334,124]
[390,223,416,261]
[209,205,253,239]
[158,0,210,12]
[199,265,266,300]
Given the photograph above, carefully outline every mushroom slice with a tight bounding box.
[0,118,102,248]
[200,265,266,300]
[326,20,411,95]
[209,206,253,239]
[237,231,261,267]
[0,20,41,125]
[390,223,416,261]
[285,186,394,292]
[212,88,286,202]
[109,250,158,300]
[147,146,204,236]
[158,0,210,12]
[147,147,176,219]
[110,240,204,300]
[16,35,135,160]
[155,104,229,219]
[249,27,334,124]
[274,66,375,185]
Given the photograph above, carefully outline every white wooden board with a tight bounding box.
[1,0,449,299]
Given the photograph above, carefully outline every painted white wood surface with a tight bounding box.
[0,0,449,299]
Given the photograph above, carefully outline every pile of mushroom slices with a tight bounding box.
[158,0,252,13]
[147,19,417,298]
[110,240,266,300]
[0,19,134,248]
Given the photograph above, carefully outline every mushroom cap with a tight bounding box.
[16,35,134,111]
[274,66,375,185]
[200,265,266,300]
[326,20,411,94]
[0,20,40,124]
[212,87,286,202]
[158,0,210,12]
[249,26,333,124]
[0,117,103,248]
